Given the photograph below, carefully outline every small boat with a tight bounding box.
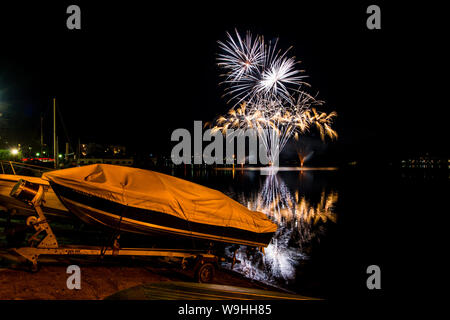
[0,174,68,217]
[42,164,277,247]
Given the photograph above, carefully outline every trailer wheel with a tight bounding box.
[195,262,215,283]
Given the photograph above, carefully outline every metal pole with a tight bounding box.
[56,136,59,168]
[9,161,16,175]
[40,114,44,155]
[53,98,57,169]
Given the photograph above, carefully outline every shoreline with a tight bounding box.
[0,262,289,300]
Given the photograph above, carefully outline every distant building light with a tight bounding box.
[10,148,19,155]
[36,152,40,157]
[58,154,63,158]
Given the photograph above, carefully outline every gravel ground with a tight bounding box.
[0,216,285,300]
[0,259,282,300]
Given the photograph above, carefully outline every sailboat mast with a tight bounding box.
[53,98,57,169]
[40,114,43,155]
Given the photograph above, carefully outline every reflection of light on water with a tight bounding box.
[245,174,338,245]
[264,229,305,282]
[232,229,306,284]
[295,189,338,245]
[215,167,338,171]
[229,173,338,286]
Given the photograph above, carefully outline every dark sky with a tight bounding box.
[0,1,447,161]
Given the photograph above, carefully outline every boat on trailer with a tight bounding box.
[0,160,68,218]
[0,174,68,217]
[42,164,277,247]
[6,164,277,282]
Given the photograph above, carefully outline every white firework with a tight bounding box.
[217,29,264,81]
[217,30,306,105]
[257,42,305,103]
[215,30,337,166]
[217,30,264,105]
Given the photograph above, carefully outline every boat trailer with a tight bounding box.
[8,179,239,283]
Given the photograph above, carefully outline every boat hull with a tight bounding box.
[50,182,274,247]
[0,174,68,217]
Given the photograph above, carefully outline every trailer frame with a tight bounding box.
[8,179,226,283]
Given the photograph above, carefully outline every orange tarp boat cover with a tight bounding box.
[42,164,277,234]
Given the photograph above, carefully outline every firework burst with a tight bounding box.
[217,30,264,82]
[212,96,337,164]
[217,30,306,105]
[256,51,305,103]
[214,30,337,165]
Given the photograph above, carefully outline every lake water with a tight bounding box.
[168,165,449,299]
[166,167,340,295]
[1,164,447,300]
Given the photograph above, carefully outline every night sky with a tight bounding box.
[0,1,447,162]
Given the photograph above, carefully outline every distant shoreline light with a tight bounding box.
[213,166,339,172]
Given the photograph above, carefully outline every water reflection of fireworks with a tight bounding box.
[229,173,338,285]
[243,174,337,245]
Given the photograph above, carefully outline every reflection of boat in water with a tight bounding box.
[42,164,277,247]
